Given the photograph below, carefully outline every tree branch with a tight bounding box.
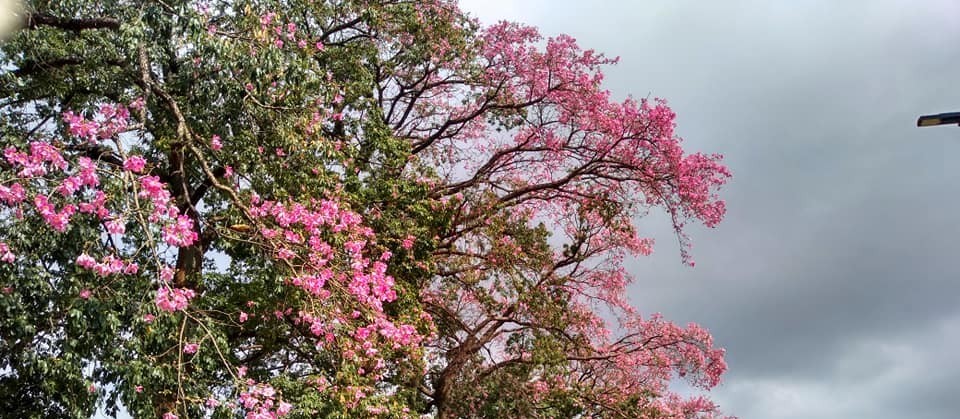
[25,12,121,32]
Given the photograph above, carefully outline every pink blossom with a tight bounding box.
[162,215,198,247]
[123,156,146,173]
[129,97,145,110]
[259,12,276,27]
[105,218,126,235]
[79,289,92,299]
[401,235,415,250]
[76,254,97,269]
[123,262,139,275]
[0,242,13,263]
[344,240,365,254]
[210,135,222,151]
[89,255,124,278]
[155,287,196,312]
[57,176,82,196]
[160,266,175,282]
[34,195,75,232]
[76,157,99,187]
[183,343,199,354]
[0,183,26,205]
[138,175,174,221]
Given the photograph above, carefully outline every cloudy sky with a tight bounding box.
[459,1,960,418]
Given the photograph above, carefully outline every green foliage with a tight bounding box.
[1,0,462,416]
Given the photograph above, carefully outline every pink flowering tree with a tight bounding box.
[2,1,730,418]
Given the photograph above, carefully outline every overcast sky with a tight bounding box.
[459,1,960,418]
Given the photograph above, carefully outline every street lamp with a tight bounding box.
[917,112,960,127]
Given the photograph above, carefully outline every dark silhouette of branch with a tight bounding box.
[25,12,121,32]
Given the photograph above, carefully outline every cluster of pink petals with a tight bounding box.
[138,175,179,222]
[401,235,415,250]
[4,142,68,177]
[105,218,126,234]
[33,195,76,232]
[210,135,223,151]
[123,156,146,173]
[238,381,292,419]
[258,12,315,53]
[0,242,14,263]
[247,198,401,310]
[4,143,115,230]
[61,104,130,143]
[77,190,110,219]
[75,254,138,277]
[247,194,425,388]
[155,287,196,312]
[162,215,199,247]
[0,182,26,205]
[137,175,202,252]
[373,318,422,348]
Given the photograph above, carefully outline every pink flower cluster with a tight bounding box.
[138,175,202,253]
[289,270,331,298]
[75,253,138,277]
[33,195,76,232]
[0,183,25,205]
[210,135,223,151]
[77,190,110,219]
[4,142,68,177]
[105,218,126,234]
[138,176,178,222]
[3,140,124,232]
[0,242,14,263]
[249,197,399,311]
[373,318,422,348]
[239,381,292,419]
[123,156,146,173]
[162,215,199,247]
[258,12,315,52]
[246,194,426,382]
[62,104,130,143]
[155,286,196,312]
